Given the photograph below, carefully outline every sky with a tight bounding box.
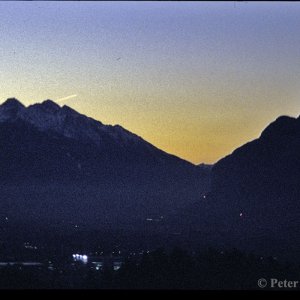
[0,1,300,164]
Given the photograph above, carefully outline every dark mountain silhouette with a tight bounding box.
[174,114,300,260]
[197,163,213,177]
[1,98,299,260]
[210,115,300,229]
[0,98,209,229]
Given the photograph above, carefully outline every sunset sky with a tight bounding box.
[0,1,300,164]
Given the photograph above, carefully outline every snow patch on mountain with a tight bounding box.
[0,98,149,150]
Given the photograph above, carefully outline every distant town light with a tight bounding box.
[73,253,88,263]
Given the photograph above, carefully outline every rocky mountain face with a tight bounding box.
[0,98,209,229]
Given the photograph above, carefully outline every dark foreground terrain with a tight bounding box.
[0,247,299,290]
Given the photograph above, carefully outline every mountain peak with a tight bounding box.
[28,99,61,112]
[0,98,25,121]
[41,99,61,111]
[260,115,300,139]
[1,98,25,109]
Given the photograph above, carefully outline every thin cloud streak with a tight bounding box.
[56,94,78,103]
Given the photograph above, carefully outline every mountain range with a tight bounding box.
[0,97,299,260]
[0,98,209,228]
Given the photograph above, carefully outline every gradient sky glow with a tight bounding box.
[1,1,300,164]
